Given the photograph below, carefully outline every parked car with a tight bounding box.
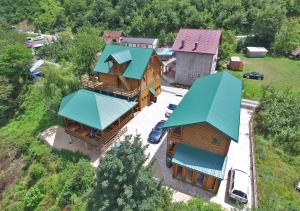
[148,120,166,144]
[26,37,33,42]
[243,72,264,80]
[229,169,249,204]
[29,71,44,81]
[295,181,300,192]
[165,104,177,118]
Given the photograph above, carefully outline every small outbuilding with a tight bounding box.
[290,48,300,59]
[228,56,244,71]
[246,47,268,58]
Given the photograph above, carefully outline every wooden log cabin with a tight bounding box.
[58,89,137,146]
[92,44,162,110]
[163,71,242,194]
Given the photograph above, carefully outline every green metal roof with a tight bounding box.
[106,49,132,64]
[58,89,137,131]
[164,71,242,142]
[94,44,154,80]
[172,144,228,179]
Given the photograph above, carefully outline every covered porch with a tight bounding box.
[58,89,137,147]
[170,144,227,194]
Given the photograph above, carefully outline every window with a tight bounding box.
[212,138,221,146]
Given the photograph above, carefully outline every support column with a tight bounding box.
[172,164,178,178]
[182,167,187,181]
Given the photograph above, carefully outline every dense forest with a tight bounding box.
[1,0,300,50]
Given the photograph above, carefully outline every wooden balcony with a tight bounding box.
[96,84,139,99]
[80,76,104,90]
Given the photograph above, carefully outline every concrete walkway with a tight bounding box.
[38,125,102,167]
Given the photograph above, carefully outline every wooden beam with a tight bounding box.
[172,164,177,178]
[182,167,187,181]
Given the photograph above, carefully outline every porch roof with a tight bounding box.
[172,144,228,179]
[58,89,137,130]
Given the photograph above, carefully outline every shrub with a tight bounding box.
[28,163,46,186]
[24,186,43,209]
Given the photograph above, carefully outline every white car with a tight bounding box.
[165,103,177,118]
[229,169,249,204]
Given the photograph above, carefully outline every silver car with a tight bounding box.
[229,169,249,204]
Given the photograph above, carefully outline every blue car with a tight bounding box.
[243,72,264,80]
[148,120,166,144]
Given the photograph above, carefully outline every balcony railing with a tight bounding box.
[96,84,139,98]
[65,112,134,147]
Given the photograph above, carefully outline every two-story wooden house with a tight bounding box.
[163,71,242,194]
[93,44,162,110]
[58,44,162,148]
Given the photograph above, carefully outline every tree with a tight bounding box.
[34,0,65,32]
[69,26,104,76]
[0,44,32,90]
[272,19,300,55]
[253,5,286,47]
[40,64,79,114]
[88,135,171,211]
[255,86,300,155]
[218,30,237,63]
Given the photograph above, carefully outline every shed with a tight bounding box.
[228,56,244,71]
[246,47,268,58]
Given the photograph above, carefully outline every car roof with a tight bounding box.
[233,169,249,194]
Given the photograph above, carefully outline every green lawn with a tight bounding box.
[228,56,300,100]
[255,136,300,210]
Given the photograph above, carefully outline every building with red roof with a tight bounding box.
[172,28,222,85]
[102,31,123,44]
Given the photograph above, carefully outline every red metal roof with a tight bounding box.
[172,28,222,54]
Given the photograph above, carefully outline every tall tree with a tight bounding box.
[88,135,171,211]
[253,5,286,47]
[0,44,32,89]
[69,26,104,76]
[272,19,300,55]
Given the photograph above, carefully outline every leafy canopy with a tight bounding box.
[88,135,171,211]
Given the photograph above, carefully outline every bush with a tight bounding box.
[28,163,46,186]
[57,159,95,207]
[24,186,44,209]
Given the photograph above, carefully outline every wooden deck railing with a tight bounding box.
[80,77,103,89]
[96,85,139,98]
[65,113,134,147]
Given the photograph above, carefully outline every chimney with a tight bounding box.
[193,42,198,51]
[180,40,185,49]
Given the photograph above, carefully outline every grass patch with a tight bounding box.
[255,135,300,210]
[228,55,300,100]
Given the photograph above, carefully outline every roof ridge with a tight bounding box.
[205,72,225,122]
[93,92,102,129]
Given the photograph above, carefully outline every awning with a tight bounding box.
[149,88,156,95]
[172,144,228,179]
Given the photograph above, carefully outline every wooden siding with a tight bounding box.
[97,54,161,110]
[172,164,221,194]
[169,124,231,156]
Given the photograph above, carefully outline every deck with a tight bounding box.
[80,77,139,98]
[65,112,134,147]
